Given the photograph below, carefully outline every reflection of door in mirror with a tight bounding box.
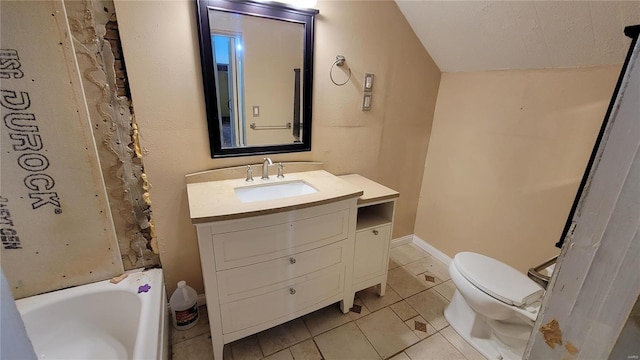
[209,10,305,147]
[212,33,245,148]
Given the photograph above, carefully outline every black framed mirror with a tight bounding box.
[196,0,318,158]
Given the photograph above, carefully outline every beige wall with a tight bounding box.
[415,66,621,273]
[114,0,440,294]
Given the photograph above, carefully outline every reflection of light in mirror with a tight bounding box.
[236,43,243,52]
[258,0,317,9]
[290,0,317,8]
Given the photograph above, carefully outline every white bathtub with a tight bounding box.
[16,269,168,360]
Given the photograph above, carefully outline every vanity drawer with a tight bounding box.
[353,225,391,283]
[220,264,344,334]
[217,241,346,303]
[211,201,351,270]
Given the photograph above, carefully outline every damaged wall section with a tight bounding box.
[0,0,125,298]
[65,0,159,269]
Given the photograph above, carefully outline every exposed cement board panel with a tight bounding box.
[0,0,123,299]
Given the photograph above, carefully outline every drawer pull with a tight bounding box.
[289,257,297,264]
[373,229,379,235]
[289,288,296,295]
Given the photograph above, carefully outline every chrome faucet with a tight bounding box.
[261,158,273,179]
[245,165,254,182]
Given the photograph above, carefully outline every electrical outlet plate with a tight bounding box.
[362,93,372,111]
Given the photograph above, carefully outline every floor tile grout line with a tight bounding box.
[258,318,316,357]
[309,337,324,360]
[437,326,474,360]
[351,297,441,360]
[352,317,384,360]
[301,304,356,338]
[306,301,404,359]
[172,330,210,345]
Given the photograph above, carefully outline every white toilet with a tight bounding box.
[444,252,545,360]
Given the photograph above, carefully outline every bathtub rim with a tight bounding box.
[16,268,168,360]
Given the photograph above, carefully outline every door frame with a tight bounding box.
[525,26,640,359]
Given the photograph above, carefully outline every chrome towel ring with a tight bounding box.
[330,55,351,86]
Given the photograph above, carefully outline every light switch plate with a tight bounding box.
[363,73,374,91]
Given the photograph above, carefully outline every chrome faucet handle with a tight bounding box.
[277,162,284,178]
[245,165,254,182]
[261,158,273,180]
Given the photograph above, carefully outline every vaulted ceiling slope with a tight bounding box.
[395,1,640,72]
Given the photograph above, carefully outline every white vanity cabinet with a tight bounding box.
[186,169,397,360]
[339,174,399,296]
[194,198,358,360]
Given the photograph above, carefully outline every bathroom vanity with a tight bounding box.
[186,167,397,359]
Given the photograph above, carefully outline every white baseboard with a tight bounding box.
[411,235,452,265]
[391,235,413,248]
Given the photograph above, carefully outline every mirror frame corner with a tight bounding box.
[196,0,319,158]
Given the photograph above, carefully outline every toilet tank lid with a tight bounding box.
[454,252,544,307]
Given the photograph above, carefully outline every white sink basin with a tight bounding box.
[235,180,318,203]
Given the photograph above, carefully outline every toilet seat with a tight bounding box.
[453,252,543,307]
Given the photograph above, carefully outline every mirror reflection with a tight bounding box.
[196,0,318,158]
[209,10,304,148]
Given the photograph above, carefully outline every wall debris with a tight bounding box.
[565,341,579,355]
[540,319,563,349]
[65,0,159,269]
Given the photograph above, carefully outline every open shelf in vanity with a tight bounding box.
[356,201,395,231]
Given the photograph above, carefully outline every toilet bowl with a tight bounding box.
[444,252,544,360]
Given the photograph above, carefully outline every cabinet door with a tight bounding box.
[353,225,391,282]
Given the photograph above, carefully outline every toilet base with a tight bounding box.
[444,290,530,360]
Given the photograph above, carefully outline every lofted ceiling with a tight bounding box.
[395,1,640,72]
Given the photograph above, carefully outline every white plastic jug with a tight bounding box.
[170,280,200,330]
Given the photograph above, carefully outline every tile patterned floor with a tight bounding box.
[171,243,485,360]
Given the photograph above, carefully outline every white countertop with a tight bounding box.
[338,174,399,205]
[186,170,364,223]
